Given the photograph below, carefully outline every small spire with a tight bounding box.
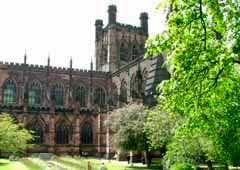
[47,55,50,67]
[70,57,73,69]
[90,56,93,71]
[24,49,27,64]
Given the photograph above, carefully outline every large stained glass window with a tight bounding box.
[119,80,127,103]
[142,69,148,97]
[81,122,93,144]
[94,87,105,106]
[51,84,64,106]
[28,81,41,106]
[56,122,71,144]
[130,75,138,99]
[30,123,44,144]
[130,70,145,100]
[74,86,86,107]
[3,80,17,104]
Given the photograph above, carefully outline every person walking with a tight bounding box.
[87,161,92,170]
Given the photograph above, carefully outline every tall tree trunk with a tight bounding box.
[130,151,133,167]
[207,160,213,170]
[144,150,151,167]
[224,164,229,170]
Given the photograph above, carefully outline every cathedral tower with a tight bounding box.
[140,12,149,36]
[108,5,117,25]
[95,5,149,72]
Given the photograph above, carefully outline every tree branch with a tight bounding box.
[199,0,207,50]
[233,59,240,64]
[211,66,225,88]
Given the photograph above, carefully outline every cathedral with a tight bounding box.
[0,5,169,157]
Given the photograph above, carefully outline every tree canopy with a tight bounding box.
[144,107,178,151]
[107,103,154,166]
[108,103,148,152]
[0,113,33,154]
[145,0,240,167]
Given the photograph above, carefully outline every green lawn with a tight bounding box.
[0,159,28,170]
[0,157,161,170]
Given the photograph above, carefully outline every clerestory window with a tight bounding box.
[3,79,17,105]
[28,81,41,106]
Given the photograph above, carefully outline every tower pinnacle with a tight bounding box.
[24,50,27,64]
[47,55,50,67]
[70,57,73,69]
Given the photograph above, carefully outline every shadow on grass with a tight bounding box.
[0,159,11,166]
[56,157,86,169]
[0,162,9,166]
[20,158,43,170]
[125,165,161,170]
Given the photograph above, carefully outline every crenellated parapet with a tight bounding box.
[104,5,148,35]
[0,61,109,76]
[103,22,143,33]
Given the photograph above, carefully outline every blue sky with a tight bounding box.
[0,0,166,69]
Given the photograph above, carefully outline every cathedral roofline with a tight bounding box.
[0,61,110,76]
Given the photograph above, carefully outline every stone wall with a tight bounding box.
[0,62,112,155]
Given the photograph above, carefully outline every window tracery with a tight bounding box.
[3,79,17,105]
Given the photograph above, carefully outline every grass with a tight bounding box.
[0,157,161,170]
[21,158,47,170]
[0,159,27,170]
[59,157,161,170]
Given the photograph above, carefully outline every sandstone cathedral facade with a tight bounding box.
[0,5,169,157]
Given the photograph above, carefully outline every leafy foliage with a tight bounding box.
[108,103,148,151]
[170,163,196,170]
[144,107,178,151]
[145,0,240,166]
[0,113,33,154]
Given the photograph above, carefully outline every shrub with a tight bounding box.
[9,155,19,161]
[170,163,196,170]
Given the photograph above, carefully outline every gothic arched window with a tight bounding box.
[119,80,127,103]
[28,81,41,106]
[102,48,108,63]
[142,69,148,97]
[51,84,64,106]
[130,75,138,99]
[81,122,93,144]
[30,122,44,144]
[94,87,105,106]
[74,86,86,107]
[108,83,118,106]
[120,43,128,62]
[139,44,145,54]
[3,79,17,105]
[132,45,138,60]
[55,122,71,144]
[131,69,144,100]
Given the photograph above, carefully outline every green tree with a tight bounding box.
[0,113,33,154]
[107,103,151,166]
[145,0,240,167]
[145,106,179,154]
